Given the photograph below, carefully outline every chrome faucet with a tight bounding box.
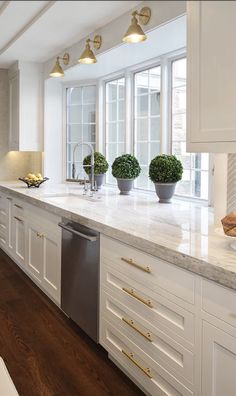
[72,142,96,191]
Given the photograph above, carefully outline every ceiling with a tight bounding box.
[0,0,141,68]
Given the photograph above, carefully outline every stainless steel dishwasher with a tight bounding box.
[58,219,99,342]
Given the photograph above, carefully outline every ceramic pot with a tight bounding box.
[116,178,134,195]
[89,174,105,189]
[154,182,177,203]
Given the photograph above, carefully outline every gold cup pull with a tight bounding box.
[122,349,152,379]
[122,287,154,308]
[122,317,153,342]
[121,257,151,273]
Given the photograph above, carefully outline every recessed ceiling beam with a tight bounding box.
[0,1,10,16]
[0,0,57,55]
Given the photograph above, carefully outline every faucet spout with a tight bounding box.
[72,142,96,191]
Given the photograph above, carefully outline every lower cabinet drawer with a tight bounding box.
[101,290,194,385]
[101,264,195,346]
[202,279,236,331]
[100,318,193,396]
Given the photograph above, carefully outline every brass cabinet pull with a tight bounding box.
[37,232,44,238]
[14,216,23,222]
[121,257,151,273]
[6,197,12,201]
[14,204,23,209]
[0,223,6,229]
[122,349,152,379]
[122,317,153,342]
[122,287,154,308]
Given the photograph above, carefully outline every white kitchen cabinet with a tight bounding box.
[8,61,43,151]
[12,213,26,267]
[187,1,236,152]
[26,214,61,303]
[27,218,44,283]
[202,321,236,396]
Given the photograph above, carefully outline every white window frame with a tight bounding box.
[100,49,213,204]
[62,48,213,205]
[62,80,98,181]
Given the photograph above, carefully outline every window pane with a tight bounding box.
[66,85,96,179]
[68,87,82,105]
[134,65,161,190]
[171,58,209,200]
[105,77,126,184]
[68,105,82,124]
[136,118,148,141]
[150,117,160,141]
[136,95,148,117]
[150,92,160,116]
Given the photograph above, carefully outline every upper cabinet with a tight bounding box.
[187,1,236,153]
[8,61,43,151]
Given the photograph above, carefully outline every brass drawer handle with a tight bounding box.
[121,257,151,273]
[37,232,44,238]
[122,317,153,342]
[122,287,154,308]
[14,204,23,209]
[122,349,152,379]
[0,223,6,229]
[6,197,12,201]
[14,216,23,222]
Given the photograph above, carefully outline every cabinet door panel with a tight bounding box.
[43,234,61,302]
[13,216,25,265]
[27,223,43,282]
[187,1,236,152]
[9,72,19,151]
[202,321,236,396]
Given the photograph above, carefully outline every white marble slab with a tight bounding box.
[0,181,236,290]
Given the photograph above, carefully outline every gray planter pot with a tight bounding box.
[116,178,134,195]
[89,174,105,189]
[154,182,177,203]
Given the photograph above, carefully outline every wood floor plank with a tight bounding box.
[0,249,144,396]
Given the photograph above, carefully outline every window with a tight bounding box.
[105,78,125,184]
[171,58,209,199]
[66,85,96,179]
[134,66,161,190]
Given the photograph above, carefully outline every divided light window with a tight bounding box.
[66,86,96,180]
[134,66,161,190]
[171,58,209,199]
[105,78,125,184]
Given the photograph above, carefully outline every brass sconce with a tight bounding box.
[78,35,102,64]
[123,7,151,43]
[49,53,70,78]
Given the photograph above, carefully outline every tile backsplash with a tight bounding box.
[227,153,236,213]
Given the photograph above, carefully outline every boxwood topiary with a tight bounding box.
[149,154,183,183]
[112,154,141,179]
[83,152,109,175]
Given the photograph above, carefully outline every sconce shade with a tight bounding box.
[49,57,64,77]
[123,14,147,43]
[78,41,97,64]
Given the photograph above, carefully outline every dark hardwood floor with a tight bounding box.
[0,249,144,396]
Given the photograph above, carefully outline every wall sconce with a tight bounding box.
[78,35,102,64]
[123,7,151,43]
[49,53,70,77]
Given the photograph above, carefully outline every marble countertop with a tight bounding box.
[0,181,235,290]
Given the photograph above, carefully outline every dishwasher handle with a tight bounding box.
[58,222,97,242]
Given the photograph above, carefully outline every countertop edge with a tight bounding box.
[1,185,236,292]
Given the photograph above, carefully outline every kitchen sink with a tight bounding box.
[42,192,102,205]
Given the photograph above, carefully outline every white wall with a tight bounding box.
[43,78,63,182]
[0,69,41,180]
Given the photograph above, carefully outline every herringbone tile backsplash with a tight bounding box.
[227,154,236,213]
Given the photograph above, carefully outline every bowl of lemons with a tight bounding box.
[19,173,49,188]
